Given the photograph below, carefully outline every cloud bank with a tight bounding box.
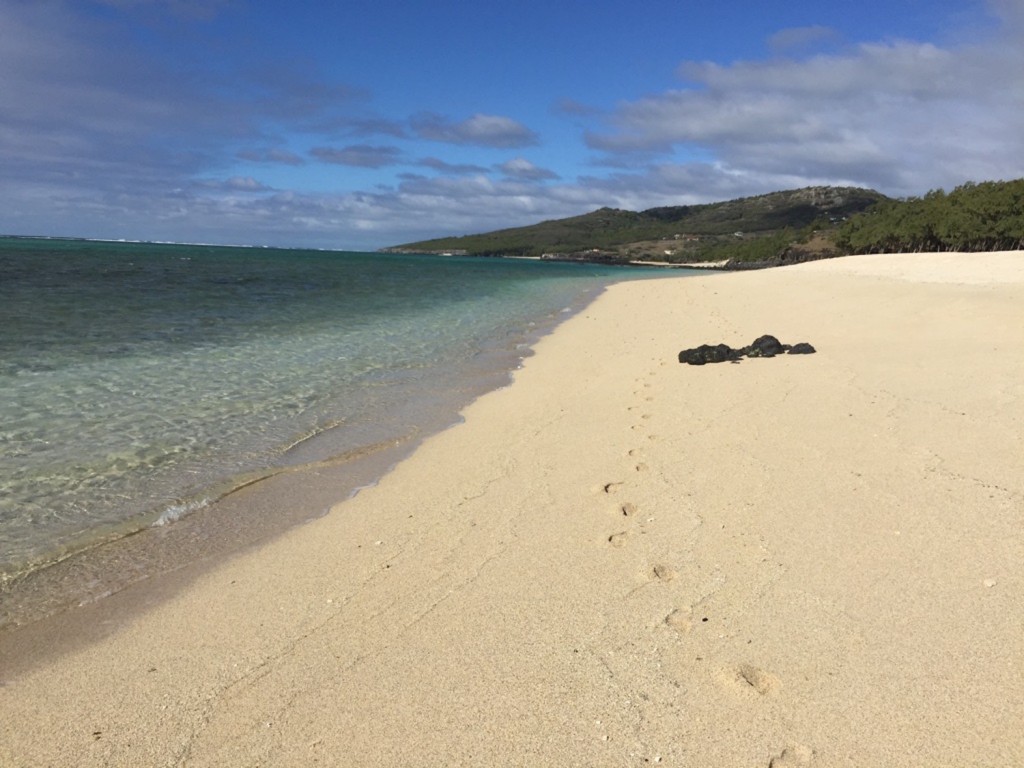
[1,0,1022,250]
[588,37,1024,197]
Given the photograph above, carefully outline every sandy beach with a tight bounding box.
[2,251,1022,767]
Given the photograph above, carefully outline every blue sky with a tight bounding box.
[1,0,1022,250]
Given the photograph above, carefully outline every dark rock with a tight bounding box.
[677,343,738,365]
[787,342,816,354]
[679,335,816,364]
[744,334,786,358]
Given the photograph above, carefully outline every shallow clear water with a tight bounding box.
[0,237,666,587]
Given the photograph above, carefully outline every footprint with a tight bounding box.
[620,502,637,517]
[735,664,779,696]
[607,531,630,548]
[664,607,692,634]
[634,463,648,473]
[652,564,678,582]
[768,744,814,766]
[601,481,624,494]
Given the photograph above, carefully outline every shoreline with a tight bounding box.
[0,277,617,635]
[2,252,1022,766]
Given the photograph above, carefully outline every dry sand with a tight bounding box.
[1,252,1022,767]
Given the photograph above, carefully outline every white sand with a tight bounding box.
[1,252,1022,767]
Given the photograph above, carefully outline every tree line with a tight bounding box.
[835,179,1024,254]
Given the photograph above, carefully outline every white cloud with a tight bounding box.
[986,0,1024,27]
[200,176,273,192]
[411,112,540,148]
[0,3,228,186]
[418,157,491,175]
[498,158,560,181]
[589,33,1024,197]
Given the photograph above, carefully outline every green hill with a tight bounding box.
[384,186,889,264]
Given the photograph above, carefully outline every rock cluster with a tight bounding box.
[678,335,816,365]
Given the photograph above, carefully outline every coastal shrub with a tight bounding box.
[836,179,1024,253]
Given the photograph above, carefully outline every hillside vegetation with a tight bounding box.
[386,187,887,264]
[385,179,1024,266]
[835,179,1024,253]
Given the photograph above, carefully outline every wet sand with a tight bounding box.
[1,252,1022,766]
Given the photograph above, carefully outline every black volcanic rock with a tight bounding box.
[677,343,740,365]
[788,342,816,354]
[679,335,816,365]
[743,334,787,358]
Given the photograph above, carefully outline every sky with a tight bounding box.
[1,0,1022,250]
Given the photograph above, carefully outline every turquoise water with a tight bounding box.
[0,237,671,597]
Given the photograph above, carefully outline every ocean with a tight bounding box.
[0,237,685,626]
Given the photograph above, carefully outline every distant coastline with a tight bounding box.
[0,233,359,253]
[384,179,1024,269]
